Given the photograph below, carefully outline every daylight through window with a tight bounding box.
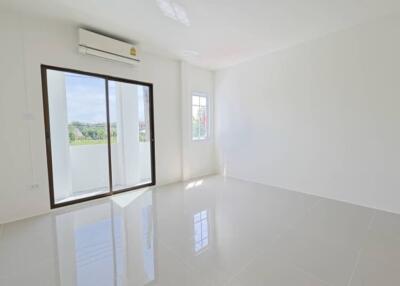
[192,93,208,140]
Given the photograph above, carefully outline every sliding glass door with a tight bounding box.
[42,65,155,208]
[108,80,153,192]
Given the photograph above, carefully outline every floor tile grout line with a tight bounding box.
[293,264,333,286]
[222,254,259,286]
[346,210,377,286]
[346,246,363,286]
[286,198,324,230]
[286,200,377,286]
[222,232,286,286]
[221,241,280,286]
[157,240,218,285]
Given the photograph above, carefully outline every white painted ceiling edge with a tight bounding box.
[1,0,400,70]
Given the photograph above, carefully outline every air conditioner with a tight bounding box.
[78,28,140,65]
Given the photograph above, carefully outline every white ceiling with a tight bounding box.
[2,0,400,70]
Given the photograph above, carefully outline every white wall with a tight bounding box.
[216,14,400,214]
[0,10,183,223]
[181,62,216,180]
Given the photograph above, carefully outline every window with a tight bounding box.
[192,93,208,140]
[42,65,156,208]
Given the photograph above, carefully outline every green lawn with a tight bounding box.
[70,136,117,146]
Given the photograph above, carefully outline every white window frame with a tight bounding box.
[191,92,209,141]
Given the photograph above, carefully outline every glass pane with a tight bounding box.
[199,106,207,139]
[192,95,200,106]
[47,70,110,204]
[192,94,208,140]
[108,80,152,191]
[192,105,200,140]
[199,96,207,107]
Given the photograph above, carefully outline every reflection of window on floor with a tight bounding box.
[194,210,209,253]
[113,214,125,285]
[142,205,155,283]
[55,197,156,286]
[75,217,115,286]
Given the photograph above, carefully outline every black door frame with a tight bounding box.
[41,64,156,209]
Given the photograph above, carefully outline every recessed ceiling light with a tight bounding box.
[156,0,190,26]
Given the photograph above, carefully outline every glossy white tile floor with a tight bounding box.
[1,175,400,286]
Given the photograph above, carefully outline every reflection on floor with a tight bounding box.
[1,176,400,285]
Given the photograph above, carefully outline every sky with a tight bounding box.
[65,73,146,124]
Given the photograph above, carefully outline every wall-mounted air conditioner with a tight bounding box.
[78,28,140,65]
